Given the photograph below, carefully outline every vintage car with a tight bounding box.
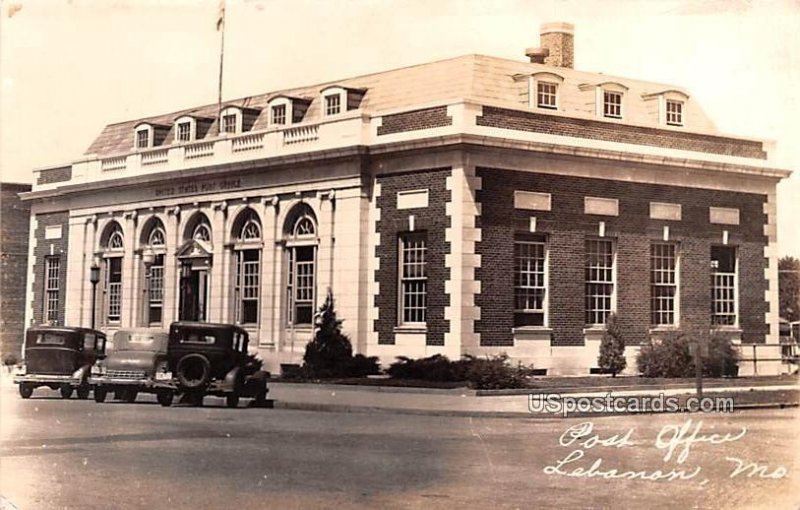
[14,326,107,399]
[89,329,175,406]
[166,321,269,408]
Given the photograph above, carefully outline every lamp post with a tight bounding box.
[89,260,101,330]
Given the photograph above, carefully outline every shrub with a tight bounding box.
[303,290,354,378]
[597,313,626,377]
[703,332,740,377]
[1,352,19,367]
[388,354,532,389]
[301,290,381,379]
[636,334,695,378]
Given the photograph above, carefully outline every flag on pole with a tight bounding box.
[216,0,225,31]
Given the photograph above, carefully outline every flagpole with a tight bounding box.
[217,0,226,134]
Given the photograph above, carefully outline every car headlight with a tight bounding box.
[91,363,106,376]
[154,361,172,381]
[14,363,26,376]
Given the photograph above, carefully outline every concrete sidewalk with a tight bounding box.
[268,380,800,418]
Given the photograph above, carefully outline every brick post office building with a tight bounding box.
[1,182,32,361]
[22,23,792,375]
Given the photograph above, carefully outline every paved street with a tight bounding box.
[1,386,799,510]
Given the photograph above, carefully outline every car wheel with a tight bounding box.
[225,392,240,408]
[176,354,211,390]
[60,385,73,399]
[157,391,174,407]
[18,384,34,399]
[123,390,138,403]
[94,387,108,403]
[76,385,91,399]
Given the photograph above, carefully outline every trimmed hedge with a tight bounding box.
[387,354,532,390]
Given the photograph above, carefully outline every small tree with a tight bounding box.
[303,289,353,378]
[598,313,626,377]
[779,256,800,322]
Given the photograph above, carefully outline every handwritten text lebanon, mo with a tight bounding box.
[154,179,242,198]
[543,419,788,482]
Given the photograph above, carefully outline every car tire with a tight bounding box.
[76,385,91,399]
[123,390,138,403]
[94,387,108,403]
[157,391,174,407]
[18,384,34,399]
[60,385,73,399]
[176,354,212,389]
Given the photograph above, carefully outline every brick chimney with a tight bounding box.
[526,22,574,68]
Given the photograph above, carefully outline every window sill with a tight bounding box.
[394,325,427,334]
[512,326,552,334]
[583,325,607,334]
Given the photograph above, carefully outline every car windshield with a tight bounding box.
[35,333,67,346]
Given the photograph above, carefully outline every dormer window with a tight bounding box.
[271,104,286,125]
[603,91,622,118]
[666,100,683,126]
[136,129,150,148]
[220,106,242,134]
[516,72,564,111]
[643,90,689,127]
[537,82,557,109]
[325,94,341,116]
[174,115,197,143]
[319,86,366,117]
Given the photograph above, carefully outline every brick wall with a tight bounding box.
[475,167,768,347]
[476,106,767,159]
[0,183,31,358]
[31,211,70,326]
[374,169,451,346]
[377,107,452,136]
[36,166,72,185]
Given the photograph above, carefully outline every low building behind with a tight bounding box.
[1,182,32,361]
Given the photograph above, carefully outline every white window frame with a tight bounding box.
[148,253,165,326]
[134,124,153,149]
[105,255,123,324]
[398,232,427,326]
[650,242,679,327]
[220,106,242,134]
[514,237,548,327]
[285,214,318,327]
[268,97,292,126]
[585,238,616,326]
[711,245,738,327]
[174,116,196,143]
[44,255,60,324]
[234,249,261,326]
[321,86,346,117]
[666,99,684,126]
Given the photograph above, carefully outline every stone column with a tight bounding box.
[163,206,180,325]
[316,191,335,302]
[208,202,227,322]
[259,196,278,347]
[122,211,138,328]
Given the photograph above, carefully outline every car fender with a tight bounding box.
[222,366,242,392]
[72,365,92,383]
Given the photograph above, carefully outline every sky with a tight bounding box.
[1,0,798,255]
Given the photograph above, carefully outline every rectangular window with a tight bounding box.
[514,237,547,327]
[44,256,60,324]
[271,104,286,125]
[222,114,237,133]
[399,232,427,325]
[537,82,557,109]
[148,254,164,325]
[666,100,683,126]
[106,257,123,323]
[325,94,341,116]
[235,250,260,325]
[651,243,677,326]
[603,91,622,118]
[711,246,737,326]
[585,239,614,325]
[177,122,191,142]
[136,129,149,149]
[287,246,315,326]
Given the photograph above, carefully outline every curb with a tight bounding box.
[270,399,799,419]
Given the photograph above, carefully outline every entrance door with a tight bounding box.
[179,263,209,321]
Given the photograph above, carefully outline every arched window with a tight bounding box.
[283,205,318,326]
[142,220,166,325]
[193,223,211,242]
[101,222,124,324]
[232,209,262,325]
